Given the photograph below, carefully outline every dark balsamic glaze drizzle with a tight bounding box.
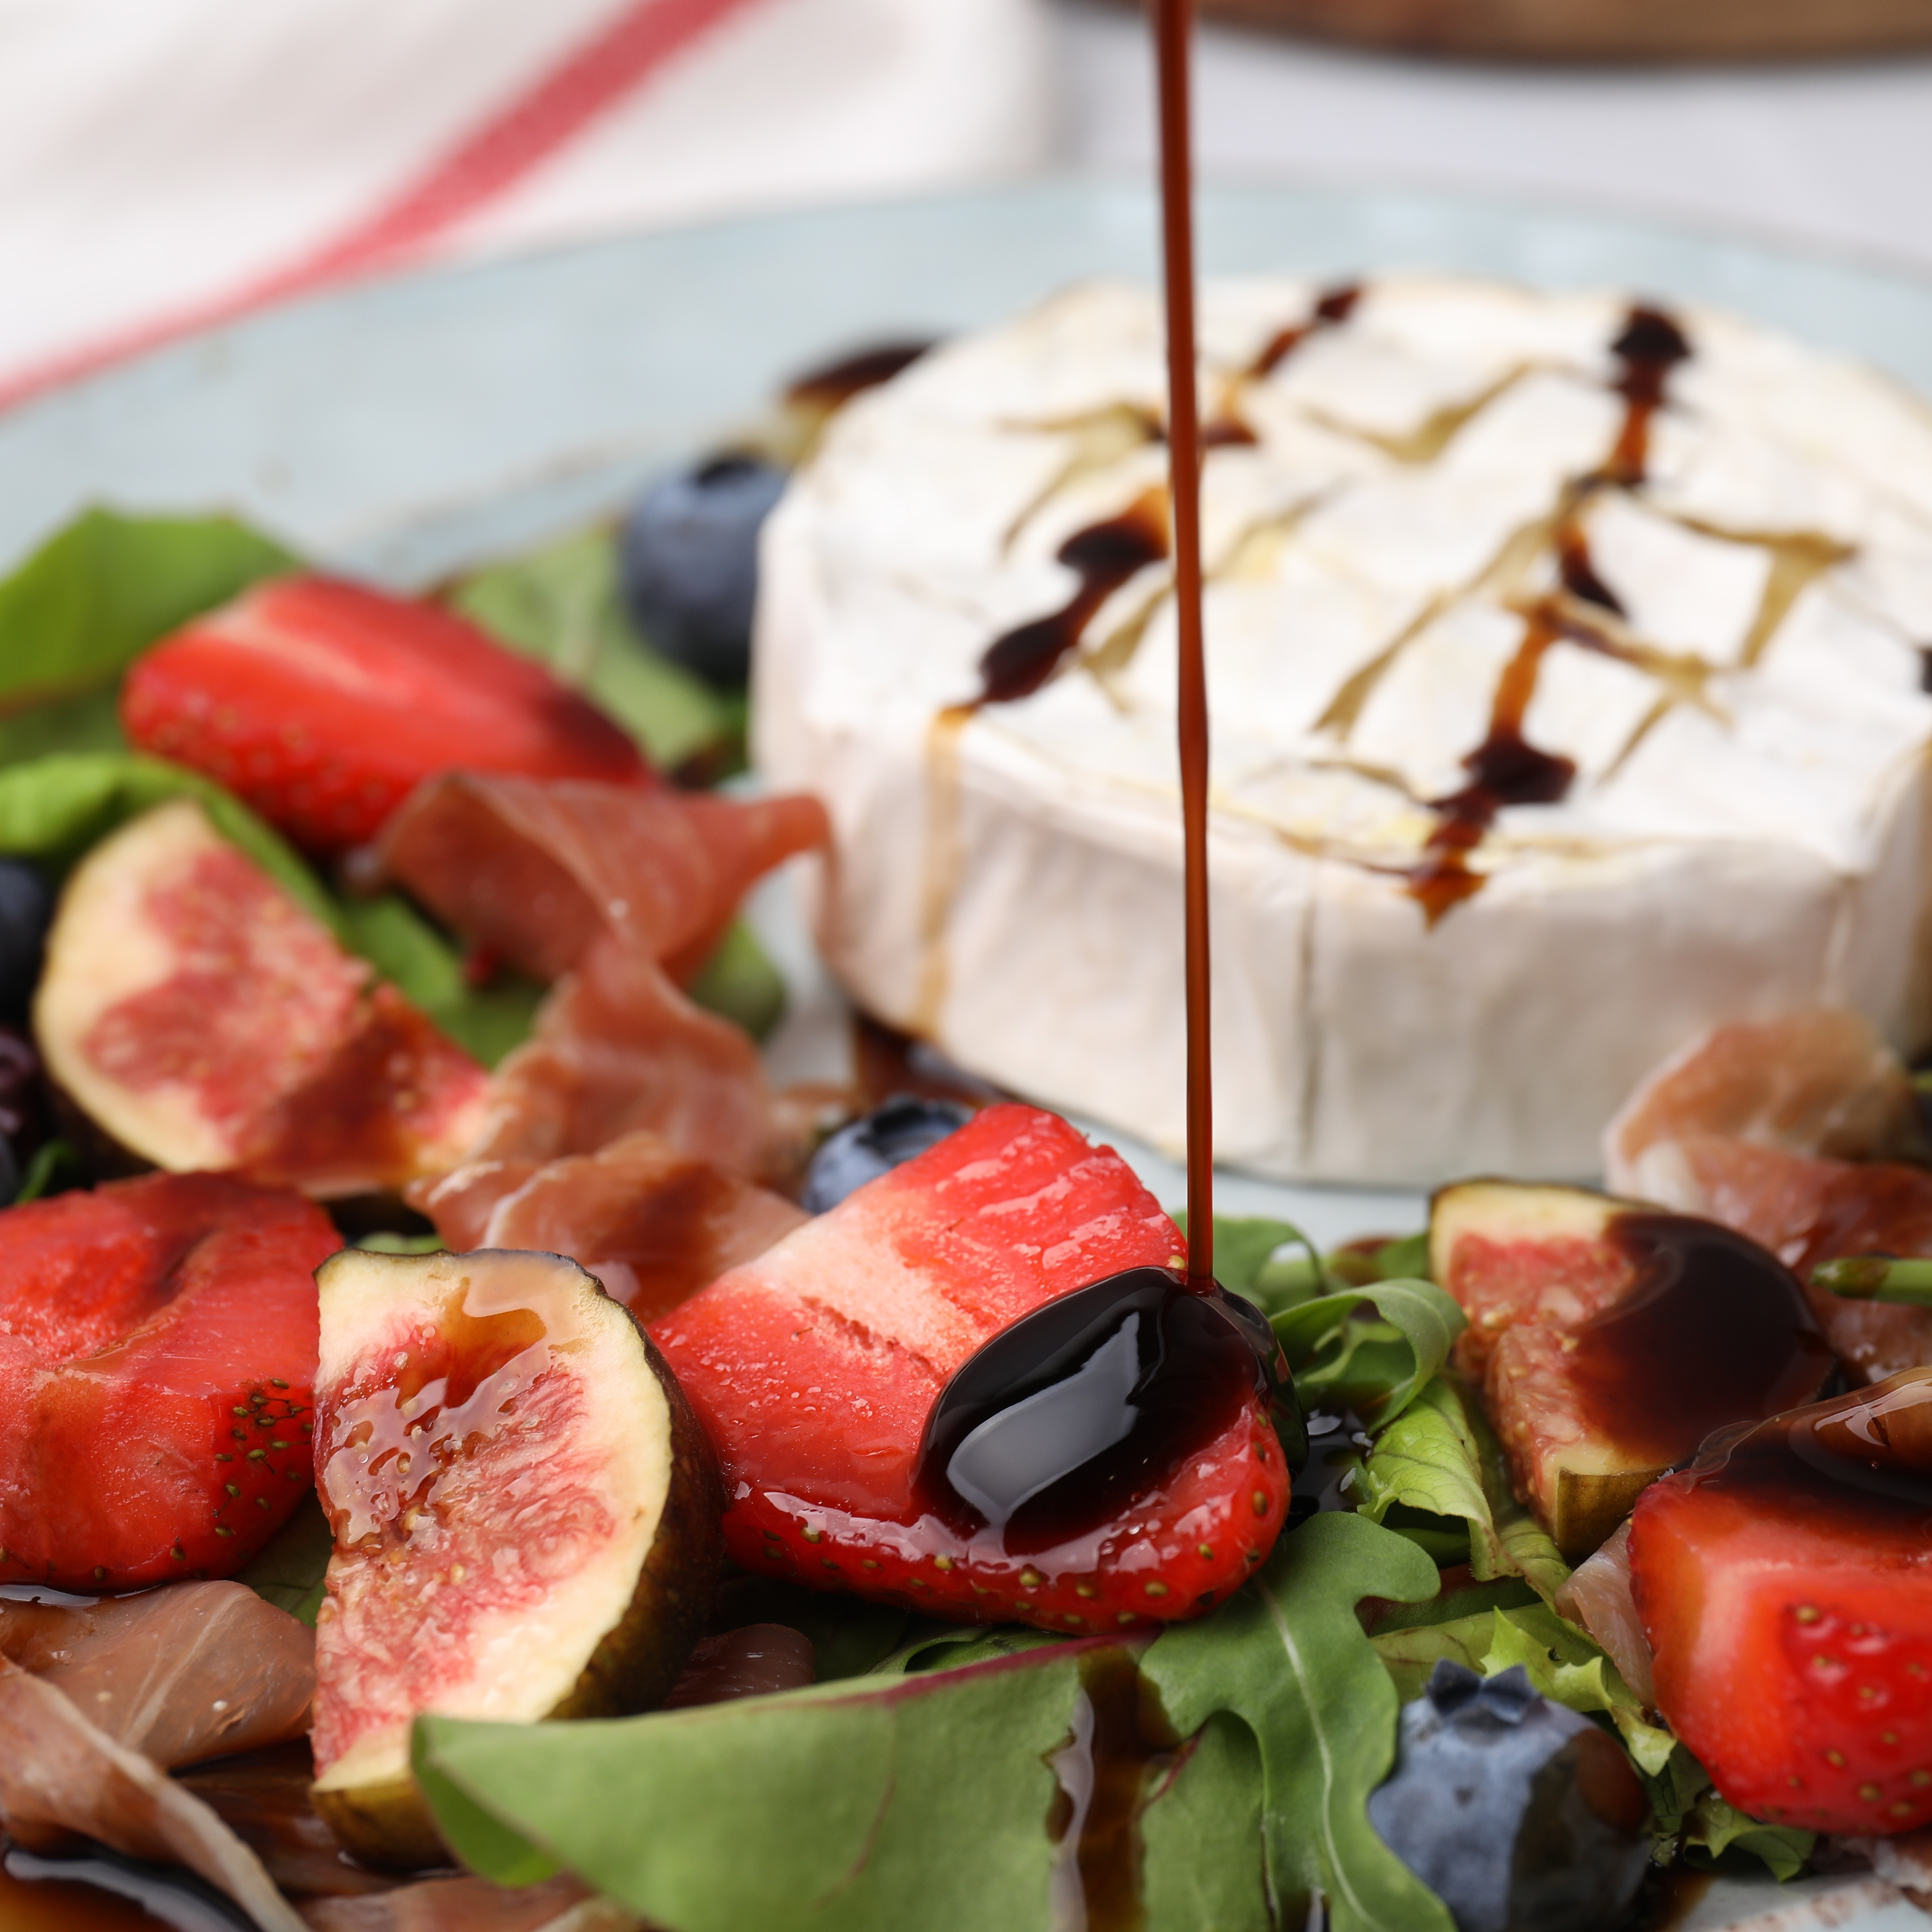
[912,1266,1266,1556]
[1406,607,1579,924]
[964,281,1365,708]
[1404,301,1690,922]
[1045,1645,1177,1932]
[1675,1366,1932,1531]
[852,1011,1006,1111]
[974,493,1170,707]
[1569,1213,1831,1468]
[784,340,936,412]
[1202,283,1362,448]
[1603,307,1692,489]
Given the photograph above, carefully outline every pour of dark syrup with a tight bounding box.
[1570,1214,1832,1469]
[912,1267,1267,1554]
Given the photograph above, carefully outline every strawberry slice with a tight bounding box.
[650,1102,1290,1632]
[122,576,651,856]
[1629,1367,1932,1835]
[0,1172,341,1589]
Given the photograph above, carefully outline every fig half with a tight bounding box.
[309,1249,722,1869]
[34,798,489,1196]
[1432,1180,1828,1559]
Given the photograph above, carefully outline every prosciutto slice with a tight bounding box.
[453,1130,807,1322]
[301,1871,633,1931]
[0,1653,307,1932]
[1604,1010,1932,1381]
[378,776,829,1178]
[0,1581,314,1770]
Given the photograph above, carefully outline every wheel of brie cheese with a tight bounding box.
[752,273,1932,1185]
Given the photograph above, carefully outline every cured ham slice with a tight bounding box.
[0,1654,307,1932]
[0,1581,314,1769]
[1604,1009,1923,1198]
[376,777,830,1177]
[36,800,489,1197]
[1604,1011,1932,1382]
[432,1130,807,1323]
[375,774,828,986]
[468,937,772,1174]
[301,1871,632,1931]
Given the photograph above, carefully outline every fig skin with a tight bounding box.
[309,1256,725,1872]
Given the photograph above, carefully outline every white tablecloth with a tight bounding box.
[0,0,1052,406]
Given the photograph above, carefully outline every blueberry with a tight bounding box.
[618,454,789,686]
[0,860,52,1021]
[802,1096,972,1214]
[1367,1661,1649,1932]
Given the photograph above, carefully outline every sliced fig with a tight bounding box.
[309,1249,721,1870]
[1431,1180,1830,1560]
[34,799,489,1196]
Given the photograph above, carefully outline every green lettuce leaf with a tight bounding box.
[0,752,336,913]
[0,508,293,766]
[450,529,739,777]
[415,1639,1264,1932]
[1142,1511,1454,1932]
[1482,1603,1675,1777]
[1682,1786,1815,1883]
[1368,1610,1496,1705]
[1356,1376,1568,1600]
[1271,1280,1466,1430]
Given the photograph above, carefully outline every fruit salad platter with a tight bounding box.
[7,52,1932,1932]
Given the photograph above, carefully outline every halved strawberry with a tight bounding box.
[121,577,651,856]
[1629,1367,1932,1835]
[0,1172,340,1589]
[650,1102,1290,1632]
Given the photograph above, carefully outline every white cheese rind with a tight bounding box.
[754,274,1932,1184]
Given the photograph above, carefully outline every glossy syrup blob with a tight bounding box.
[1570,1213,1832,1469]
[914,1266,1273,1557]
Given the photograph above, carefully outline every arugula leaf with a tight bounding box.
[235,1493,332,1626]
[0,508,293,748]
[1142,1511,1453,1932]
[1272,1280,1466,1429]
[1201,1216,1318,1305]
[415,1643,1098,1932]
[1356,1376,1568,1600]
[450,530,737,776]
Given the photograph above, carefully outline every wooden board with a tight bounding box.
[1196,0,1932,62]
